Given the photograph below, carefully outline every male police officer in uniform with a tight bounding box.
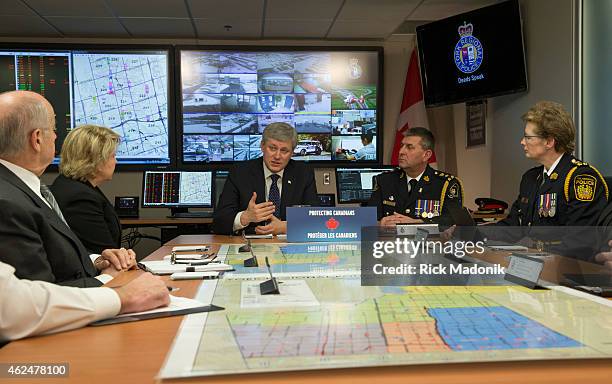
[497,101,608,228]
[368,127,463,227]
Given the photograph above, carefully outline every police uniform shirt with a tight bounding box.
[497,153,609,227]
[368,165,464,227]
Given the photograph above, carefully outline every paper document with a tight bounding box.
[488,245,529,251]
[240,280,319,308]
[172,245,210,252]
[140,260,232,275]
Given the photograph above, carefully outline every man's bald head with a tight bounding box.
[0,90,54,159]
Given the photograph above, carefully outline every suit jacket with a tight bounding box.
[50,175,122,254]
[0,164,101,287]
[368,165,464,227]
[213,158,318,235]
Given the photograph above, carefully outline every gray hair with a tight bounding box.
[0,91,51,157]
[404,127,435,151]
[262,122,298,148]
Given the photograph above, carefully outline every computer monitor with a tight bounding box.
[335,167,394,204]
[142,171,213,217]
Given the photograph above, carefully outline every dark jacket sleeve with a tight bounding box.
[0,199,102,288]
[367,175,384,220]
[61,195,119,254]
[212,169,243,235]
[432,178,463,227]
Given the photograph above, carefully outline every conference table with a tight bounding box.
[0,234,610,384]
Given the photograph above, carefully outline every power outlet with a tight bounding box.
[323,172,330,185]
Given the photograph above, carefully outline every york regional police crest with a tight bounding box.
[453,22,483,74]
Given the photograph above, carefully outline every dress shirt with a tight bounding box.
[0,261,120,341]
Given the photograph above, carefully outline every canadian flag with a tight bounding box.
[390,47,436,165]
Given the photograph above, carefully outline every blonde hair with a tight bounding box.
[59,125,120,182]
[522,101,575,154]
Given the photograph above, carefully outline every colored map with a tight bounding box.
[72,53,169,160]
[160,243,612,379]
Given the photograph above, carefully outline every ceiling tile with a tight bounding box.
[121,17,195,38]
[187,0,265,19]
[327,20,395,39]
[266,0,343,19]
[338,0,419,21]
[2,0,37,16]
[45,17,128,37]
[408,0,498,20]
[264,19,332,38]
[23,0,113,17]
[0,15,60,37]
[104,0,189,18]
[194,18,261,39]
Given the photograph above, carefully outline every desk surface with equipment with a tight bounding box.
[1,235,610,384]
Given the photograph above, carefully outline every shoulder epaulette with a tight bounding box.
[439,174,464,210]
[564,161,609,201]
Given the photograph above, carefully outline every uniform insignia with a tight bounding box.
[288,180,292,184]
[440,173,445,177]
[423,175,430,182]
[418,187,422,193]
[383,199,396,207]
[550,172,558,181]
[389,195,394,201]
[574,174,596,201]
[448,184,458,198]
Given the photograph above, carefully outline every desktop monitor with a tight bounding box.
[142,171,213,217]
[335,167,394,204]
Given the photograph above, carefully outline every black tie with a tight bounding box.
[269,174,281,219]
[408,179,418,199]
[540,173,549,188]
[40,183,68,226]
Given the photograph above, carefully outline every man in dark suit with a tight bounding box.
[213,122,318,235]
[0,90,134,287]
[368,127,463,227]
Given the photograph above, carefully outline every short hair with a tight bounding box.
[404,127,435,151]
[522,101,575,153]
[0,91,51,158]
[262,122,297,148]
[59,125,120,182]
[361,133,373,144]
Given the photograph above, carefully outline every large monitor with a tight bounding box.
[416,0,527,107]
[142,171,213,217]
[336,167,394,204]
[0,45,173,168]
[177,47,382,166]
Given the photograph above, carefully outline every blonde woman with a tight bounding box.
[51,125,122,254]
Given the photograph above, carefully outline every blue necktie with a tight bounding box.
[269,174,281,219]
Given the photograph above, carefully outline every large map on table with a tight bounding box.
[160,243,612,378]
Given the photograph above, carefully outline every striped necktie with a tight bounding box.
[40,183,68,226]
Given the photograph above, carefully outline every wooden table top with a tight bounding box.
[0,235,610,384]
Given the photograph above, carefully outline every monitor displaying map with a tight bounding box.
[0,46,173,167]
[177,47,382,165]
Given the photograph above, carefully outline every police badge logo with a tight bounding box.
[348,58,362,80]
[454,22,483,74]
[574,174,596,201]
[448,184,459,199]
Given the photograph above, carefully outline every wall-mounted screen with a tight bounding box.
[416,0,527,107]
[0,46,173,167]
[177,47,382,165]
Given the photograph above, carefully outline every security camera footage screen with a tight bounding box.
[179,49,381,164]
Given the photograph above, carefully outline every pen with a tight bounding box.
[166,286,180,292]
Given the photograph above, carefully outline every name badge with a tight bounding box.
[383,200,396,207]
[504,253,545,289]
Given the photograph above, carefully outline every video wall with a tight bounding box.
[178,48,381,164]
[0,46,172,166]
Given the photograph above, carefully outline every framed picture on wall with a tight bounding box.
[466,100,486,147]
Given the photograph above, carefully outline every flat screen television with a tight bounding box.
[142,171,213,217]
[0,45,174,168]
[336,167,394,204]
[416,0,527,107]
[176,46,382,166]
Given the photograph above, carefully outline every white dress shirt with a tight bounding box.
[544,153,564,177]
[0,159,111,283]
[0,261,120,342]
[233,164,285,231]
[406,170,425,192]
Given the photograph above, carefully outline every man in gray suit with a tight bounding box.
[0,91,134,287]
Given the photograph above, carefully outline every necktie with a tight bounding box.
[268,174,281,219]
[408,179,418,198]
[540,172,549,188]
[40,183,68,226]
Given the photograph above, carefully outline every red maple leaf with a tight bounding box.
[326,217,339,230]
